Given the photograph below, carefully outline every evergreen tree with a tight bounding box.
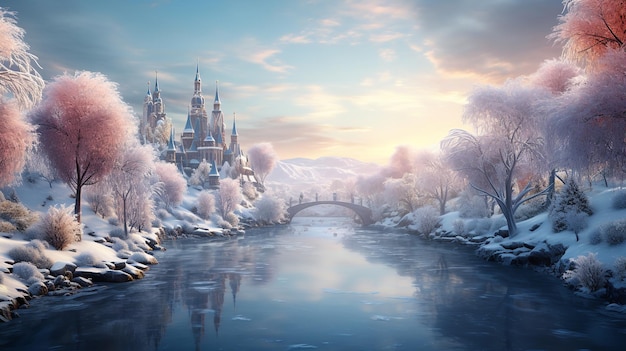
[549,178,592,235]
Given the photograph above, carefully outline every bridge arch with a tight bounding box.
[286,201,373,226]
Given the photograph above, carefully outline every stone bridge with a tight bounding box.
[286,201,373,226]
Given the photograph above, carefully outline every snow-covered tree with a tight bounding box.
[25,145,56,187]
[0,9,44,109]
[107,143,155,237]
[218,178,242,218]
[247,142,278,185]
[0,99,35,187]
[154,162,186,209]
[196,190,215,220]
[255,195,286,224]
[549,0,626,69]
[189,159,212,188]
[29,71,135,223]
[442,80,551,237]
[547,50,626,183]
[84,181,114,219]
[549,178,592,239]
[383,174,420,215]
[414,150,460,215]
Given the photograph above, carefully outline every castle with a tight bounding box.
[142,65,246,180]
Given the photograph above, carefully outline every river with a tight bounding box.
[1,217,625,350]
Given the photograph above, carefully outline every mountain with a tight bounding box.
[266,157,381,186]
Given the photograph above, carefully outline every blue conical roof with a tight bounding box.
[183,111,194,133]
[231,114,238,136]
[209,159,220,177]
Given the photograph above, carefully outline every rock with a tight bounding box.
[501,241,526,250]
[529,223,541,232]
[53,275,70,288]
[71,277,93,288]
[496,229,509,238]
[121,265,145,279]
[45,280,56,292]
[28,281,48,296]
[127,260,149,271]
[50,261,77,277]
[129,252,158,265]
[93,237,106,243]
[74,267,134,283]
[110,261,126,270]
[528,243,567,267]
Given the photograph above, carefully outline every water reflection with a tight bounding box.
[1,219,626,351]
[341,229,626,351]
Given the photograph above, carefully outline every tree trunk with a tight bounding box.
[74,184,82,224]
[546,169,556,209]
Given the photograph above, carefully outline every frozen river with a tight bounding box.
[1,217,626,350]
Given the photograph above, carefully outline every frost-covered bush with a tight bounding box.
[613,257,626,281]
[12,261,44,283]
[414,206,440,235]
[456,192,490,218]
[7,240,52,269]
[213,214,232,229]
[109,227,126,239]
[111,237,129,252]
[75,252,97,267]
[489,216,507,233]
[255,196,286,224]
[156,208,169,220]
[35,205,82,250]
[514,197,546,222]
[589,228,603,245]
[549,178,592,233]
[0,220,16,233]
[452,219,465,236]
[196,190,215,220]
[0,199,39,231]
[566,211,589,241]
[224,212,239,227]
[242,182,258,201]
[562,253,605,292]
[601,219,626,246]
[611,191,626,210]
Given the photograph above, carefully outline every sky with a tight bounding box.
[3,0,564,164]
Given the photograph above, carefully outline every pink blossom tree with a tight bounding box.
[196,190,215,220]
[247,142,278,186]
[154,162,187,209]
[0,9,41,187]
[549,0,626,68]
[546,50,626,183]
[29,71,135,223]
[0,9,44,109]
[0,100,35,187]
[442,80,552,237]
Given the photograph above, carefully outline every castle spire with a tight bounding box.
[183,107,194,133]
[195,59,201,82]
[231,113,238,136]
[214,80,220,103]
[154,71,160,93]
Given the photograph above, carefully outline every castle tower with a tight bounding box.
[190,64,208,144]
[182,109,195,151]
[209,81,226,153]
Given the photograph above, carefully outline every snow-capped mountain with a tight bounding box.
[266,157,381,185]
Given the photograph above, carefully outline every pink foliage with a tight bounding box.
[29,71,136,221]
[154,162,186,208]
[382,145,415,179]
[547,49,626,177]
[550,0,626,68]
[247,142,278,185]
[255,195,286,224]
[0,99,34,186]
[529,59,580,95]
[196,190,215,219]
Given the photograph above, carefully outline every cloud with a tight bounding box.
[412,0,564,82]
[245,49,294,73]
[369,32,406,43]
[379,48,396,62]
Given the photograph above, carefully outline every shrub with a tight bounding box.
[224,212,239,227]
[75,252,97,267]
[589,228,602,245]
[36,205,83,250]
[514,197,546,222]
[7,240,52,269]
[111,237,129,252]
[601,219,626,246]
[109,227,126,239]
[255,196,286,224]
[414,206,440,235]
[12,261,44,282]
[108,217,120,226]
[611,191,626,210]
[614,257,626,281]
[242,182,258,201]
[562,253,605,292]
[0,200,39,231]
[457,192,490,218]
[196,191,215,220]
[0,220,16,233]
[452,219,465,236]
[549,178,592,233]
